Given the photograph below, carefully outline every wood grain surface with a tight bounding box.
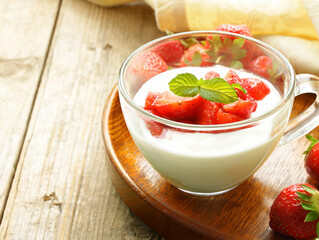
[0,1,164,239]
[103,86,319,240]
[0,0,61,219]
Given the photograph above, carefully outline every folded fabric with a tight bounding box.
[88,0,319,75]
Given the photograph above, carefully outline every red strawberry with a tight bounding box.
[225,69,270,100]
[222,99,257,119]
[248,55,273,79]
[224,69,247,100]
[224,69,241,83]
[197,100,221,125]
[180,44,211,67]
[144,91,203,122]
[204,71,220,80]
[304,135,319,181]
[144,110,164,137]
[215,108,244,124]
[133,51,167,81]
[269,183,319,239]
[205,24,254,66]
[216,24,253,38]
[240,78,270,100]
[151,40,185,66]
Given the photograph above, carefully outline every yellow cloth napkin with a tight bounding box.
[88,0,319,75]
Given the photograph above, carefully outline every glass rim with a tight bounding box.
[118,30,296,131]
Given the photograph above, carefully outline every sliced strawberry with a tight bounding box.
[144,110,164,137]
[240,78,270,101]
[224,69,241,83]
[151,40,185,66]
[145,91,203,122]
[204,71,220,80]
[144,92,160,111]
[146,120,164,137]
[225,69,270,100]
[133,51,168,81]
[215,109,245,124]
[197,100,221,125]
[248,55,273,79]
[222,99,257,119]
[180,44,211,67]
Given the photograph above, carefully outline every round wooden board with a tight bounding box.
[102,86,317,240]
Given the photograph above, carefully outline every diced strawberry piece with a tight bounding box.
[248,55,273,79]
[224,69,241,83]
[215,109,245,124]
[144,92,160,111]
[145,91,203,122]
[180,44,212,67]
[222,99,257,119]
[146,120,164,137]
[133,51,168,81]
[197,100,221,125]
[204,71,220,80]
[144,110,164,137]
[224,69,270,100]
[240,78,270,101]
[151,40,185,66]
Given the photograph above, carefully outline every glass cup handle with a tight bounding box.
[279,74,319,146]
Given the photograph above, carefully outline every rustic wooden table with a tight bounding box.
[0,0,164,239]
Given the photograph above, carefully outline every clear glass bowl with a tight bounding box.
[118,31,319,196]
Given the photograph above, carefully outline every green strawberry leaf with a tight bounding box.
[165,30,174,35]
[169,73,200,97]
[230,60,243,69]
[302,184,317,195]
[191,51,202,66]
[212,36,223,53]
[302,202,317,211]
[180,37,199,49]
[231,38,245,51]
[232,83,247,94]
[317,222,319,237]
[304,135,319,154]
[223,37,232,49]
[297,191,311,202]
[305,211,319,222]
[199,78,238,103]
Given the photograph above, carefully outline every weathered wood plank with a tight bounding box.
[0,1,163,239]
[0,0,61,218]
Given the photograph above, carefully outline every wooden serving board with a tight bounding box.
[102,86,317,240]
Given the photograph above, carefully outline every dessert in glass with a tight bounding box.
[118,30,319,196]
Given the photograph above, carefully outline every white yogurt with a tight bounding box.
[124,66,290,194]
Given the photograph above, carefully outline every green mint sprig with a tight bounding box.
[168,73,245,104]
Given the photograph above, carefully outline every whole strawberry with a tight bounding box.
[132,51,167,81]
[151,40,185,66]
[269,183,319,239]
[304,135,319,181]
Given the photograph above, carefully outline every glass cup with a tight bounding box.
[118,31,319,196]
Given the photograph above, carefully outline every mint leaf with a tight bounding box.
[231,83,247,94]
[168,73,239,104]
[199,78,238,103]
[169,73,199,97]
